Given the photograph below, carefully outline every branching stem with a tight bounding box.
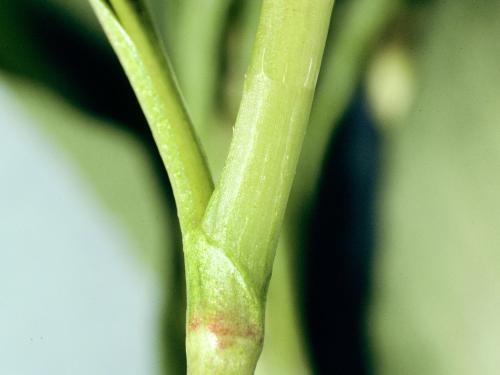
[90,0,334,372]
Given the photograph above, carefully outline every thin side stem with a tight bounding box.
[89,0,213,233]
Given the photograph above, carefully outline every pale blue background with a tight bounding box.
[0,84,161,375]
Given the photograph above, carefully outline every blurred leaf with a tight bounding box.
[291,0,402,219]
[371,1,500,374]
[256,234,312,375]
[170,0,233,129]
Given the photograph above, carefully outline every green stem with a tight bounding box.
[89,0,213,233]
[204,0,334,295]
[185,1,334,373]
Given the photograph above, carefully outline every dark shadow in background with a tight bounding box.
[305,94,379,375]
[0,2,186,373]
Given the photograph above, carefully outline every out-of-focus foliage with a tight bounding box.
[371,1,500,374]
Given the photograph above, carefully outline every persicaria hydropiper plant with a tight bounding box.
[89,0,335,372]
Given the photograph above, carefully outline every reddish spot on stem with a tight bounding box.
[207,318,260,339]
[188,317,202,331]
[188,314,262,349]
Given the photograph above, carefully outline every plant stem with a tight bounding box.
[185,1,334,373]
[90,0,335,372]
[89,0,213,233]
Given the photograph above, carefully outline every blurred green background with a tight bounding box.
[1,0,499,374]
